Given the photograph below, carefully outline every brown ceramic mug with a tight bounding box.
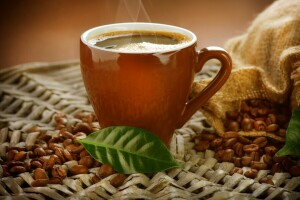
[80,23,232,145]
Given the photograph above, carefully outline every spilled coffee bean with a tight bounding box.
[0,112,126,187]
[194,99,300,180]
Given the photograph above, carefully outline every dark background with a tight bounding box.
[0,0,274,68]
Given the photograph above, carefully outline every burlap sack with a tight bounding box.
[192,0,300,139]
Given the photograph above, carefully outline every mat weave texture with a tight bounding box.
[0,61,299,200]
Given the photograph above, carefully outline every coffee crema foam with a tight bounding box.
[88,30,191,52]
[109,41,189,52]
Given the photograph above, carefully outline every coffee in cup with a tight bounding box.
[88,30,190,52]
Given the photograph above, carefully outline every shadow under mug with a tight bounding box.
[80,23,232,146]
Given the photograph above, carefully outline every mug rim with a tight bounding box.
[81,22,197,54]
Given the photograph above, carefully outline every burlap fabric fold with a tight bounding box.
[192,0,300,139]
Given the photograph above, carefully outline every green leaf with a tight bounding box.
[276,106,300,157]
[77,126,181,174]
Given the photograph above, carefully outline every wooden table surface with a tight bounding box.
[0,0,274,69]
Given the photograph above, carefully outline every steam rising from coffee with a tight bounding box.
[88,0,191,52]
[115,0,151,22]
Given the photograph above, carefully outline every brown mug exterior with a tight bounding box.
[80,39,231,145]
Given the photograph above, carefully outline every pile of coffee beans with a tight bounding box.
[194,99,300,183]
[0,112,126,187]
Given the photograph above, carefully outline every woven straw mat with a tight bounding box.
[0,61,300,200]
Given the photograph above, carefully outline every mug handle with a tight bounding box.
[178,46,232,127]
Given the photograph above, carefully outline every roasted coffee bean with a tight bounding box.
[257,108,268,116]
[74,112,96,123]
[243,113,251,119]
[262,154,273,166]
[51,166,67,179]
[227,121,240,132]
[222,149,235,162]
[233,142,243,157]
[55,148,66,163]
[60,129,74,139]
[7,150,18,161]
[241,118,253,131]
[7,161,24,167]
[265,146,278,156]
[66,144,84,154]
[241,156,252,166]
[73,122,92,134]
[91,175,101,184]
[266,124,279,132]
[214,150,224,162]
[259,177,274,185]
[48,137,63,144]
[34,168,49,180]
[253,137,268,148]
[210,138,223,148]
[70,153,79,161]
[223,138,237,149]
[1,112,124,185]
[63,149,73,161]
[241,101,250,112]
[289,165,300,177]
[250,152,260,162]
[24,160,31,171]
[27,144,38,151]
[9,147,27,151]
[194,140,210,152]
[98,163,115,178]
[238,136,251,145]
[243,144,259,153]
[110,174,126,188]
[31,160,43,168]
[229,167,243,176]
[10,166,26,174]
[43,157,55,170]
[73,132,87,140]
[271,163,282,175]
[38,134,52,142]
[51,155,62,165]
[27,151,35,158]
[93,160,102,168]
[277,129,286,137]
[79,156,94,168]
[266,114,277,124]
[45,149,54,155]
[244,169,258,179]
[80,150,90,158]
[70,165,88,175]
[253,120,266,131]
[34,147,46,157]
[200,132,216,141]
[14,151,27,161]
[54,113,67,124]
[63,139,73,147]
[48,143,63,150]
[250,108,259,118]
[251,161,268,170]
[233,157,242,167]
